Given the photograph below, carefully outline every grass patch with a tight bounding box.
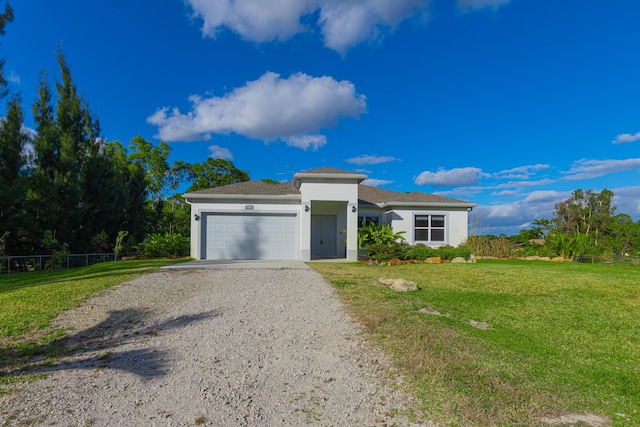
[311,259,640,426]
[0,258,188,383]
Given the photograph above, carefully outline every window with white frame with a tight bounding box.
[358,215,379,228]
[414,214,446,242]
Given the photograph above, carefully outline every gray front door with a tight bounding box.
[311,215,337,258]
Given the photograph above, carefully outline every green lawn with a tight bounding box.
[0,258,187,388]
[311,260,640,426]
[0,259,187,338]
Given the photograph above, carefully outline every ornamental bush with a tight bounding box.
[367,242,471,262]
[367,242,411,262]
[140,233,190,258]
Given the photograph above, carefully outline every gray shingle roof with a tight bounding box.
[298,166,359,175]
[185,181,300,196]
[357,184,472,206]
[183,179,474,206]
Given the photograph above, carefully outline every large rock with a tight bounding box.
[451,257,467,263]
[378,277,419,292]
[424,256,442,264]
[390,279,419,292]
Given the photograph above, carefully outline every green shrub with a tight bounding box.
[140,233,190,258]
[513,242,555,258]
[438,246,471,261]
[367,243,471,262]
[367,242,411,262]
[407,244,436,260]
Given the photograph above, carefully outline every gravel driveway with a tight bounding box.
[1,266,429,426]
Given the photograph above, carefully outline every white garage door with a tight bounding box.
[202,213,298,260]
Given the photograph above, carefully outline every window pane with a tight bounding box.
[415,229,429,241]
[431,229,445,241]
[415,216,429,228]
[431,215,445,228]
[367,216,379,225]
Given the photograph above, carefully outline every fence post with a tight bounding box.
[7,256,10,274]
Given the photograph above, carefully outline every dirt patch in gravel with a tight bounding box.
[1,268,432,426]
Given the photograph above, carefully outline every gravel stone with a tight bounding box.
[1,267,433,426]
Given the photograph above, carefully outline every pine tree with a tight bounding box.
[0,94,28,253]
[29,70,60,251]
[29,49,106,252]
[0,2,14,100]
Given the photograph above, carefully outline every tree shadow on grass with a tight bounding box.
[0,308,220,381]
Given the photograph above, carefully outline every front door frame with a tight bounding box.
[311,214,338,258]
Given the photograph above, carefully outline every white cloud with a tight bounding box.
[362,178,393,187]
[414,167,487,187]
[284,134,327,150]
[471,190,570,234]
[491,178,556,191]
[562,158,640,181]
[317,0,428,53]
[20,125,37,139]
[345,154,399,165]
[494,163,550,179]
[208,144,234,160]
[7,70,20,84]
[473,185,640,236]
[612,131,640,144]
[612,186,640,218]
[434,186,486,198]
[457,0,513,12]
[186,0,429,53]
[147,71,366,150]
[186,0,312,42]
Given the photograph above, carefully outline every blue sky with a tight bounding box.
[4,0,640,235]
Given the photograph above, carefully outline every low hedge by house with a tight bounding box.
[366,242,471,263]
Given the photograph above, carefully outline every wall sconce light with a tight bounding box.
[305,205,310,212]
[194,214,201,221]
[352,205,357,213]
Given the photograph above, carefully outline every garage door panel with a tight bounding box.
[202,213,297,260]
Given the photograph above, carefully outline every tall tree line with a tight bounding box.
[0,5,249,255]
[510,188,640,256]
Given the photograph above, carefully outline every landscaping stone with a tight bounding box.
[469,320,493,330]
[390,279,419,292]
[450,257,467,263]
[425,257,441,264]
[378,278,419,292]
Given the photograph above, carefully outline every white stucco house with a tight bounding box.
[183,167,476,261]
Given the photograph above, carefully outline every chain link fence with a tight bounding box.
[0,253,116,274]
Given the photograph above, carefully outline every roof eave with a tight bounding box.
[380,201,477,209]
[183,193,302,201]
[293,172,367,189]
